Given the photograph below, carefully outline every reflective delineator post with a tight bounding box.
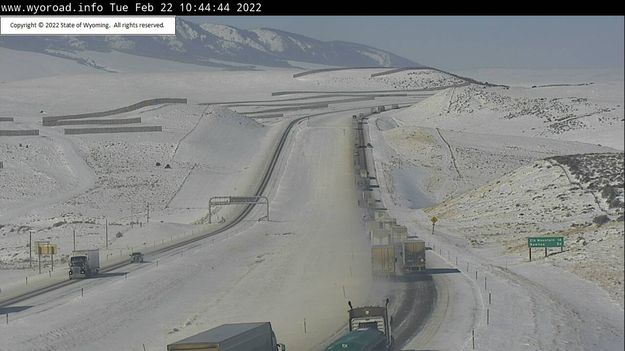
[105,217,108,250]
[29,230,32,269]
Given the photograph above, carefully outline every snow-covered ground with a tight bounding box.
[0,61,446,349]
[1,60,623,351]
[366,69,624,350]
[394,79,624,150]
[0,65,437,273]
[0,103,283,267]
[0,109,379,351]
[296,68,467,90]
[426,154,624,305]
[0,47,97,82]
[455,68,624,88]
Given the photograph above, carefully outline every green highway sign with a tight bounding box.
[528,237,564,248]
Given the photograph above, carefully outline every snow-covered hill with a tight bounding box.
[296,68,466,90]
[395,83,624,150]
[0,105,276,267]
[367,70,624,308]
[0,18,419,71]
[424,153,624,305]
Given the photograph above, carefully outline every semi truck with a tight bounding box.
[326,300,393,351]
[402,238,426,271]
[167,322,286,351]
[370,227,391,246]
[371,245,395,275]
[68,249,100,279]
[390,224,408,244]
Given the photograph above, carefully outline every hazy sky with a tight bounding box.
[188,16,624,70]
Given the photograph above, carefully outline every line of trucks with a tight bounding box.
[353,113,427,276]
[165,300,393,351]
[370,216,426,276]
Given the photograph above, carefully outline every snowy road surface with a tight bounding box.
[0,108,403,351]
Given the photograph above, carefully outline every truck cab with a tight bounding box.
[130,252,144,263]
[69,255,89,279]
[68,249,99,279]
[347,300,393,348]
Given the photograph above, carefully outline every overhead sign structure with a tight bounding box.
[210,196,231,206]
[230,197,263,204]
[528,236,564,261]
[208,196,270,224]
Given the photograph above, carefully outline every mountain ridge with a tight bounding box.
[0,18,420,69]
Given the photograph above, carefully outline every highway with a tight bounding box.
[352,112,437,350]
[0,95,439,351]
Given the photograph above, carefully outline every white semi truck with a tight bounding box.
[68,249,100,279]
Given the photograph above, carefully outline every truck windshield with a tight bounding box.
[70,257,86,266]
[356,321,380,329]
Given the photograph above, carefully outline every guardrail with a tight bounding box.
[55,117,141,126]
[0,129,39,136]
[42,98,187,126]
[293,67,384,78]
[64,126,162,135]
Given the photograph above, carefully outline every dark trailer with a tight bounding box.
[167,322,285,351]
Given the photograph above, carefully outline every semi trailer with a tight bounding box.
[402,237,426,271]
[371,245,395,275]
[167,322,286,351]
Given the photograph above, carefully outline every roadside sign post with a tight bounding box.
[527,237,564,262]
[34,240,48,274]
[34,241,56,273]
[431,216,438,235]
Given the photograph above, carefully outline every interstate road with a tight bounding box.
[0,97,438,351]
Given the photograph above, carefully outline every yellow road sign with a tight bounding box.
[37,243,57,255]
[431,216,438,224]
